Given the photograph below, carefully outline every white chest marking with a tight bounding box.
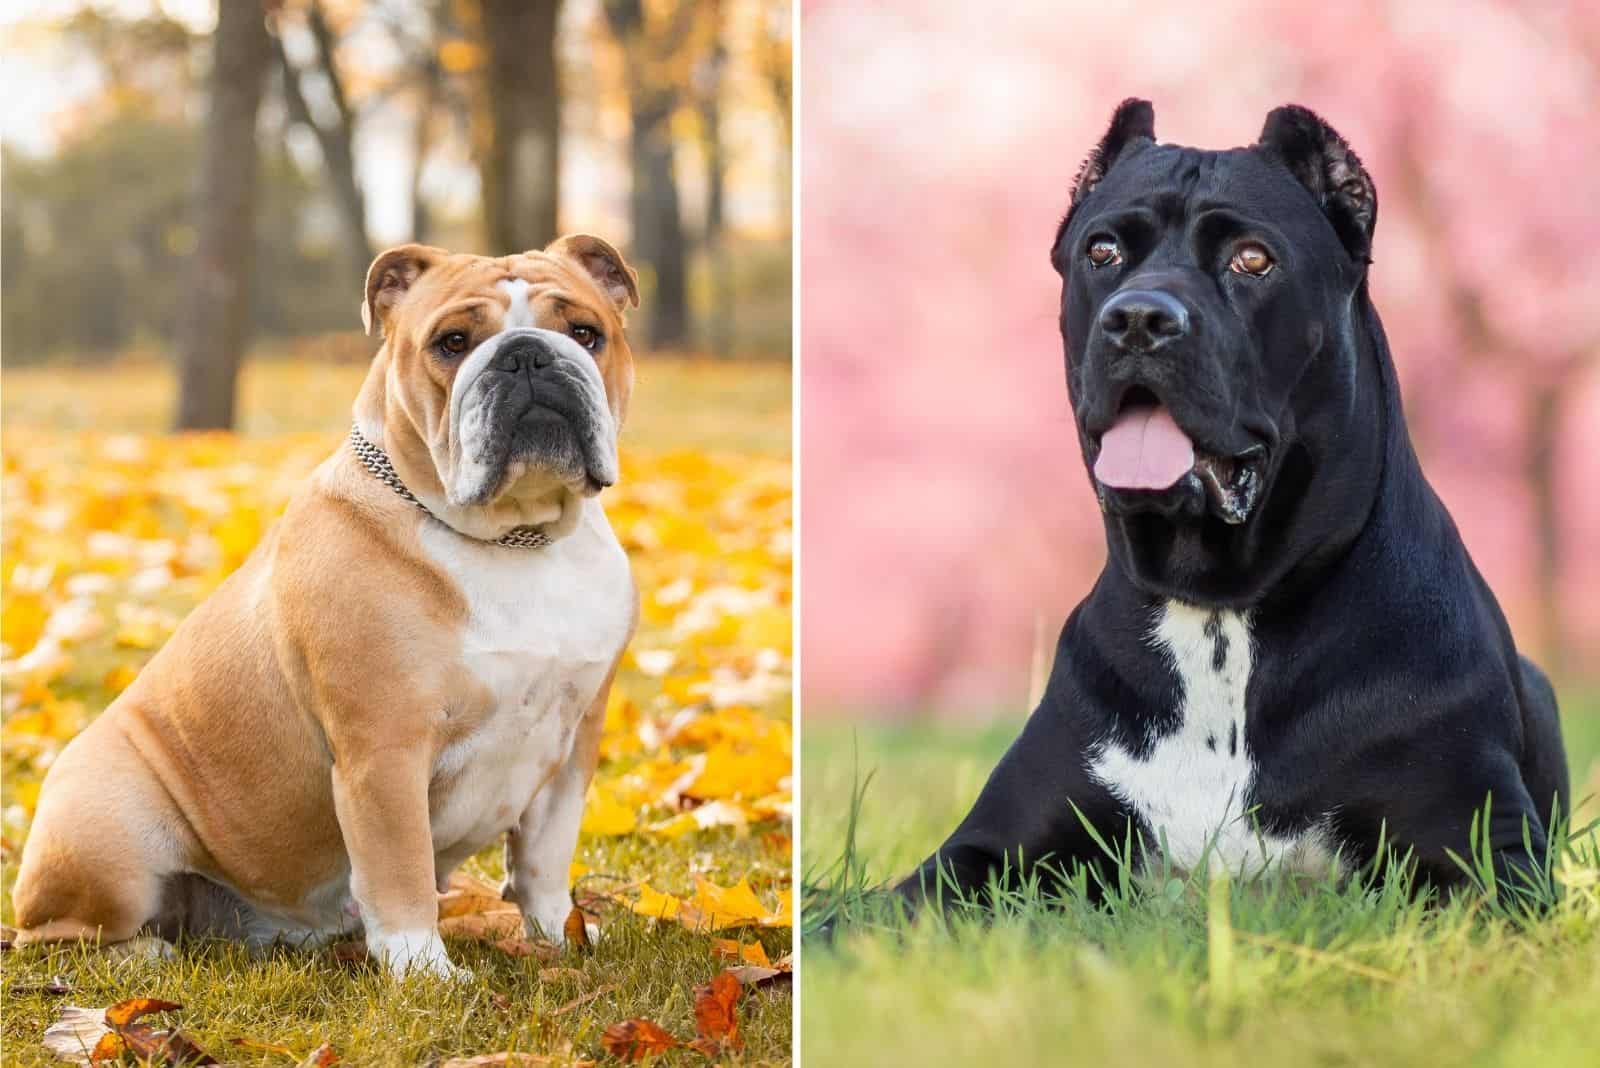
[1088,601,1334,878]
[422,499,633,865]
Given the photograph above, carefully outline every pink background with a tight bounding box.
[801,0,1600,714]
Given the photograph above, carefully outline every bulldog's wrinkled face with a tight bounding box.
[1052,100,1379,603]
[356,235,639,539]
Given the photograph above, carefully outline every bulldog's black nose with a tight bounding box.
[1099,289,1190,352]
[495,335,557,373]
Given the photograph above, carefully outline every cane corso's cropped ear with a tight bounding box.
[1257,105,1377,264]
[1053,98,1157,268]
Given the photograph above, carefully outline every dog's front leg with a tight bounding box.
[331,744,464,979]
[504,673,613,946]
[896,690,1129,915]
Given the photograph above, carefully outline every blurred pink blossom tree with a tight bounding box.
[801,0,1600,712]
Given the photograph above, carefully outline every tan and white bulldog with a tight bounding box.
[11,235,642,978]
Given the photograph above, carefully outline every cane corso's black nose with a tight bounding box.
[1099,289,1190,353]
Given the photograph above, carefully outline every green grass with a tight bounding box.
[2,837,791,1067]
[800,696,1600,1067]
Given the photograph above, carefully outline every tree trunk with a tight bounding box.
[274,2,371,274]
[174,0,271,431]
[603,0,689,349]
[698,0,729,356]
[409,57,439,242]
[477,0,561,254]
[1526,380,1568,676]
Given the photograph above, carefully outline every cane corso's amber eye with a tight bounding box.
[569,324,603,352]
[437,331,470,356]
[1229,243,1275,277]
[1086,237,1122,268]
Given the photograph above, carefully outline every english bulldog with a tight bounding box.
[897,101,1569,909]
[12,235,643,977]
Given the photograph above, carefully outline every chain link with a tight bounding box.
[348,424,552,551]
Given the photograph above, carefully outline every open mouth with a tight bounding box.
[1092,388,1265,524]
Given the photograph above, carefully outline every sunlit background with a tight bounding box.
[2,0,791,382]
[801,0,1600,718]
[1,3,793,1054]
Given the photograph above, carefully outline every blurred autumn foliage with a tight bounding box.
[0,362,793,929]
[801,0,1600,712]
[2,0,792,427]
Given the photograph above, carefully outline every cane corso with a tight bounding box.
[897,100,1568,908]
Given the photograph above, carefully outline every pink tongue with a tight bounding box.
[1093,405,1195,490]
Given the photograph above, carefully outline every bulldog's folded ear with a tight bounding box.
[363,244,446,337]
[1258,105,1377,264]
[546,234,641,311]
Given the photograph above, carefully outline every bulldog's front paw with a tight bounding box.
[366,925,471,981]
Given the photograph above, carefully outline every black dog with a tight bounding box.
[897,100,1568,907]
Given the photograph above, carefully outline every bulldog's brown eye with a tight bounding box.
[569,324,602,352]
[437,331,470,356]
[1087,237,1122,268]
[1230,243,1275,277]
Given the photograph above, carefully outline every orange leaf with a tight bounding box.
[298,1042,339,1067]
[105,998,183,1027]
[692,971,743,1052]
[564,907,592,951]
[710,938,771,966]
[89,1032,126,1063]
[600,1019,680,1061]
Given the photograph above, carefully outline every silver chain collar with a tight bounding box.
[347,424,552,550]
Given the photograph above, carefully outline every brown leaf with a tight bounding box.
[298,1042,339,1067]
[441,911,526,941]
[728,951,792,989]
[600,1019,680,1061]
[491,937,559,961]
[563,907,592,951]
[115,1022,216,1066]
[439,891,518,921]
[86,999,216,1065]
[691,971,742,1052]
[725,965,791,989]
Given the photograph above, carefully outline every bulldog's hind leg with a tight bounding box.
[11,722,187,953]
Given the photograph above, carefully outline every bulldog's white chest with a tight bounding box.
[421,501,633,861]
[1088,601,1333,878]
